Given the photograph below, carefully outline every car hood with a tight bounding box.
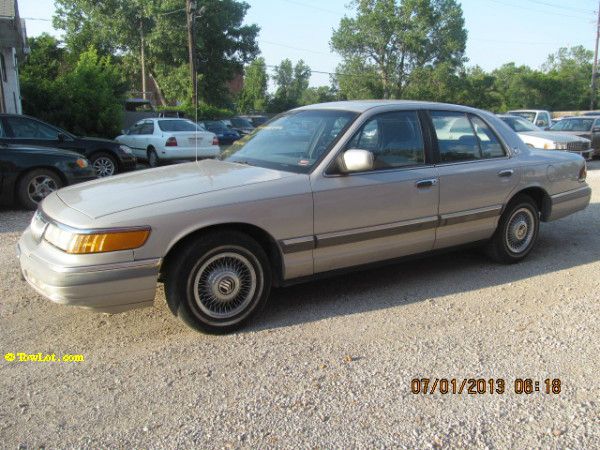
[78,136,119,146]
[2,143,82,158]
[55,159,296,219]
[519,131,590,143]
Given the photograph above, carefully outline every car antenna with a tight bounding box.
[195,75,199,164]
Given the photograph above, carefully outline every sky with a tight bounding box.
[18,0,600,87]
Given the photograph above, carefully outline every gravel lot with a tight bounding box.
[1,162,599,449]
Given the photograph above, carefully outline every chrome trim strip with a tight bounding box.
[439,205,502,226]
[279,236,316,254]
[316,216,439,249]
[551,186,592,205]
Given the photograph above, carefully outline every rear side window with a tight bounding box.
[346,111,425,170]
[431,111,505,162]
[158,120,201,132]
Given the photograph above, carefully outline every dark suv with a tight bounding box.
[0,114,137,177]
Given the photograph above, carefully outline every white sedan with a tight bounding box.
[116,118,220,167]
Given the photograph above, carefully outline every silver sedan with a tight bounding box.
[17,101,591,333]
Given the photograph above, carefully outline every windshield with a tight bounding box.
[500,116,540,132]
[230,117,254,128]
[508,111,536,122]
[550,118,594,132]
[202,121,228,133]
[158,120,203,132]
[223,109,358,173]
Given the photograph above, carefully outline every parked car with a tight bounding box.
[198,120,240,145]
[18,101,590,334]
[116,118,219,167]
[498,115,594,160]
[507,109,552,129]
[549,116,600,158]
[0,143,95,210]
[0,114,136,178]
[223,116,255,136]
[581,111,600,116]
[239,115,269,127]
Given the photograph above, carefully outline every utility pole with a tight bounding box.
[140,18,147,101]
[186,0,197,108]
[591,1,600,110]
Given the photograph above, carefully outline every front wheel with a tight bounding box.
[17,169,63,210]
[164,231,272,334]
[90,152,117,177]
[486,195,539,264]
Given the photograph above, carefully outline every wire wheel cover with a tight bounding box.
[193,252,257,319]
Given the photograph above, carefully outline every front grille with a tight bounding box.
[567,141,590,151]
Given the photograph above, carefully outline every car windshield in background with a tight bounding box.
[203,121,228,133]
[224,110,358,173]
[158,120,203,132]
[230,117,254,128]
[500,116,540,132]
[550,118,594,132]
[509,111,536,122]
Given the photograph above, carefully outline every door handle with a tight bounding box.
[498,169,514,178]
[416,178,438,188]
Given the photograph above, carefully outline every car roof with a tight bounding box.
[295,100,484,114]
[506,109,547,113]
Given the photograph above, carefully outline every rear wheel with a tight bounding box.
[486,195,539,264]
[90,152,117,177]
[147,148,159,168]
[164,231,272,334]
[17,169,63,210]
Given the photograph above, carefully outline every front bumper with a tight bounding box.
[119,154,138,171]
[17,227,160,313]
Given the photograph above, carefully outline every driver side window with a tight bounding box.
[6,117,59,140]
[346,111,425,170]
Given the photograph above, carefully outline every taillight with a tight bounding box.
[212,136,219,146]
[579,163,587,181]
[165,137,177,147]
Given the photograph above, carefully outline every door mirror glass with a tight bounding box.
[593,126,600,133]
[340,149,374,173]
[57,132,66,142]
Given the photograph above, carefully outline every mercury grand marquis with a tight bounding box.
[18,101,591,333]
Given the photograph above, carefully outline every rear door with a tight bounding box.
[311,110,440,273]
[429,110,521,249]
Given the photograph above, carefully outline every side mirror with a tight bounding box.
[57,132,66,142]
[121,129,127,135]
[544,127,551,131]
[339,149,374,173]
[593,127,600,133]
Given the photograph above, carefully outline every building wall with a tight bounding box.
[0,47,21,114]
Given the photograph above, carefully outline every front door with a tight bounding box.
[311,110,440,273]
[429,110,521,249]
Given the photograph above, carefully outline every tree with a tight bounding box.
[20,39,126,137]
[300,86,338,105]
[331,0,467,99]
[238,57,268,113]
[269,59,312,111]
[53,0,260,106]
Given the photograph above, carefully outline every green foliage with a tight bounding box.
[331,0,467,99]
[268,59,312,112]
[54,0,259,107]
[238,57,268,113]
[300,86,339,105]
[20,38,126,137]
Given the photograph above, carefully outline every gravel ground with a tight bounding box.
[1,162,599,449]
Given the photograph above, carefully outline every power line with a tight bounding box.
[22,17,52,21]
[261,40,333,55]
[280,0,342,15]
[523,0,595,14]
[483,0,593,20]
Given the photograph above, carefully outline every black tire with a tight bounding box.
[17,169,63,210]
[147,148,159,168]
[164,231,272,334]
[486,195,539,264]
[90,152,118,177]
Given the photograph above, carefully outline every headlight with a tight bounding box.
[554,142,568,150]
[75,158,88,168]
[119,145,133,154]
[43,223,150,254]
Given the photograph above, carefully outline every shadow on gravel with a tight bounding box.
[251,202,600,333]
